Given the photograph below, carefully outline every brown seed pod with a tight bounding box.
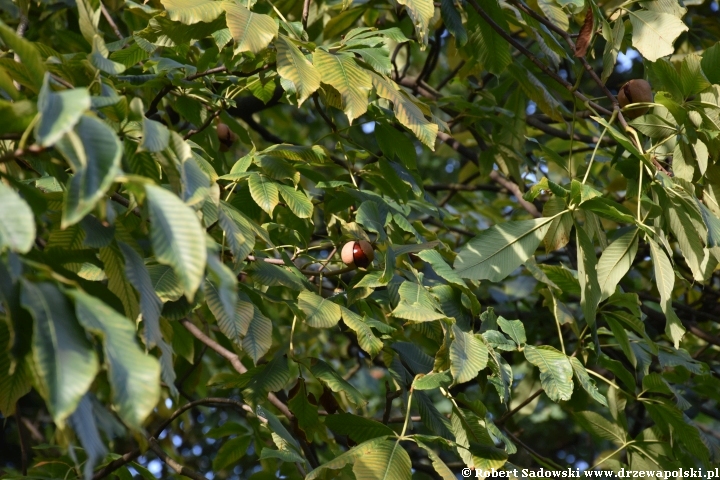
[216,122,238,152]
[341,240,374,268]
[618,79,652,119]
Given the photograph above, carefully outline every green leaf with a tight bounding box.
[416,250,465,286]
[0,322,32,417]
[278,185,313,219]
[466,2,511,75]
[306,437,390,479]
[299,291,342,328]
[248,173,279,216]
[395,0,434,46]
[223,1,278,54]
[524,345,574,402]
[497,317,526,346]
[162,0,225,24]
[324,413,394,443]
[306,358,366,406]
[370,73,438,149]
[57,115,122,228]
[69,394,108,480]
[89,35,126,75]
[205,255,250,344]
[701,42,720,85]
[36,75,91,147]
[648,238,685,349]
[629,10,688,62]
[0,182,36,254]
[20,282,98,427]
[569,357,607,406]
[413,370,453,390]
[508,63,567,122]
[392,301,445,322]
[0,20,46,91]
[70,290,160,429]
[440,0,467,46]
[355,200,388,240]
[353,439,412,480]
[213,435,251,471]
[142,117,170,153]
[596,228,639,302]
[575,410,626,444]
[341,307,383,357]
[218,201,255,267]
[450,325,488,384]
[276,35,320,106]
[313,49,371,123]
[146,184,207,300]
[350,47,392,76]
[243,307,272,364]
[454,217,556,281]
[576,225,601,327]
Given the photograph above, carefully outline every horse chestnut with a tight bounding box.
[341,240,374,268]
[618,79,652,119]
[216,122,238,152]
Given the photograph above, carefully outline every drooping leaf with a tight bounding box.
[145,185,207,300]
[276,35,320,106]
[20,282,98,427]
[524,345,574,402]
[0,182,36,254]
[313,49,371,123]
[70,291,160,429]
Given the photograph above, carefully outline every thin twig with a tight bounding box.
[100,2,124,40]
[466,0,611,116]
[301,0,311,29]
[148,438,206,480]
[183,109,222,140]
[179,318,294,419]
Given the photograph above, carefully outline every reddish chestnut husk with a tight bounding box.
[341,240,374,268]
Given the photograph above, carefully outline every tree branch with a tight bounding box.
[465,0,611,116]
[179,318,294,419]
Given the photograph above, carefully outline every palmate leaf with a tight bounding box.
[70,291,160,429]
[454,217,555,281]
[57,115,122,228]
[161,0,225,24]
[20,282,98,427]
[524,345,574,402]
[596,228,638,302]
[0,182,36,254]
[313,49,371,123]
[629,10,688,62]
[146,185,207,300]
[223,1,277,55]
[275,35,320,106]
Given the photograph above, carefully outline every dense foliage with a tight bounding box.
[1,0,720,477]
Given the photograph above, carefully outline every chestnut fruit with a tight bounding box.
[216,122,238,152]
[617,79,652,119]
[341,240,374,268]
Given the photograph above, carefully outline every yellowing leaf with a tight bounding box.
[223,1,278,55]
[162,0,225,24]
[313,49,371,123]
[629,10,688,62]
[276,35,320,106]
